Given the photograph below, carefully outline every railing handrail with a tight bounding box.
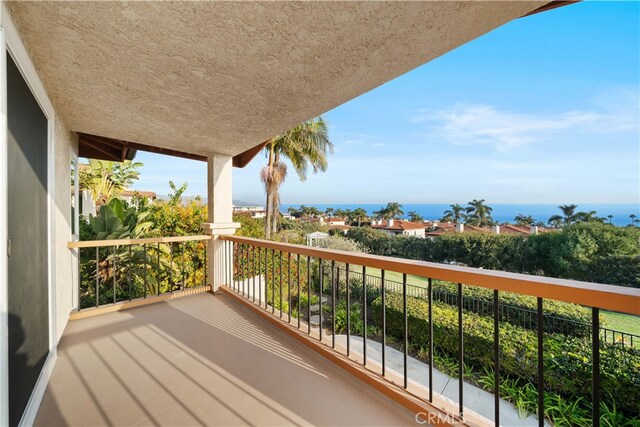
[67,234,211,249]
[221,235,640,315]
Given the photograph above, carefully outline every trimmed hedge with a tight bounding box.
[372,293,640,416]
[431,280,596,337]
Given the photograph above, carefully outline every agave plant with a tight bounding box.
[81,198,184,306]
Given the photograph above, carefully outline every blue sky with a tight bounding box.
[133,1,639,205]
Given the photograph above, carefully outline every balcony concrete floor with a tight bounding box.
[35,292,416,426]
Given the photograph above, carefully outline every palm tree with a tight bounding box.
[442,204,465,224]
[607,215,613,224]
[408,211,424,222]
[325,207,335,218]
[466,199,494,227]
[574,210,604,223]
[261,118,333,238]
[352,207,368,226]
[558,204,579,224]
[630,214,637,226]
[548,216,563,228]
[514,214,536,226]
[385,202,404,219]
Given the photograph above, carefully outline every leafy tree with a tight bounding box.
[514,214,536,226]
[607,215,613,224]
[385,202,404,219]
[352,207,368,227]
[442,204,466,224]
[261,118,333,238]
[630,214,637,226]
[408,211,424,222]
[465,199,494,227]
[79,159,142,209]
[287,206,302,218]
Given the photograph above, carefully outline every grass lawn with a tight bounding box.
[354,267,640,336]
[355,266,428,287]
[602,310,640,335]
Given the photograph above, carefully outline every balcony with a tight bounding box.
[35,292,415,426]
[56,234,640,426]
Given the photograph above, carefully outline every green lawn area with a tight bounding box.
[357,266,428,287]
[354,267,640,336]
[602,310,640,335]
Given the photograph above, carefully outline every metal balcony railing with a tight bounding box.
[68,235,210,310]
[220,235,640,427]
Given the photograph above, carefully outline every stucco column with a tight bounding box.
[201,154,240,291]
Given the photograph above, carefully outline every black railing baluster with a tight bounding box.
[96,247,100,307]
[288,253,292,323]
[157,243,161,295]
[307,256,311,334]
[169,243,173,292]
[203,241,207,287]
[458,282,464,419]
[382,270,386,376]
[265,247,269,310]
[272,249,276,314]
[258,246,262,304]
[363,265,367,366]
[319,258,323,341]
[128,246,132,301]
[346,263,351,357]
[279,251,283,318]
[494,289,500,426]
[243,244,248,297]
[297,254,301,329]
[113,246,117,304]
[336,267,340,302]
[143,244,147,298]
[592,307,600,427]
[403,273,408,389]
[331,260,336,349]
[537,297,544,427]
[428,277,433,402]
[181,242,185,290]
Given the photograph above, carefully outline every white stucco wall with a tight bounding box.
[53,115,78,342]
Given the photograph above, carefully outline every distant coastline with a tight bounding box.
[279,203,640,227]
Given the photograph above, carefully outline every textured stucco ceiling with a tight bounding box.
[7,1,546,157]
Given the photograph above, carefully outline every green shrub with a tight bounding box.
[372,293,640,416]
[430,280,596,336]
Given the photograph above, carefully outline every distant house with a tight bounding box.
[372,219,426,238]
[118,189,157,204]
[425,223,555,238]
[233,205,267,219]
[76,188,156,218]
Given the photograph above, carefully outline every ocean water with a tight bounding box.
[280,203,640,227]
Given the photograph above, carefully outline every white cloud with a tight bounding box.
[411,91,639,151]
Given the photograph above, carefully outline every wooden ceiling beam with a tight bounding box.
[77,132,267,168]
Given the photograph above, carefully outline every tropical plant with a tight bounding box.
[465,199,494,227]
[630,214,637,226]
[442,203,466,224]
[261,118,333,238]
[514,214,536,226]
[352,207,368,226]
[79,159,142,209]
[408,211,424,222]
[89,198,153,240]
